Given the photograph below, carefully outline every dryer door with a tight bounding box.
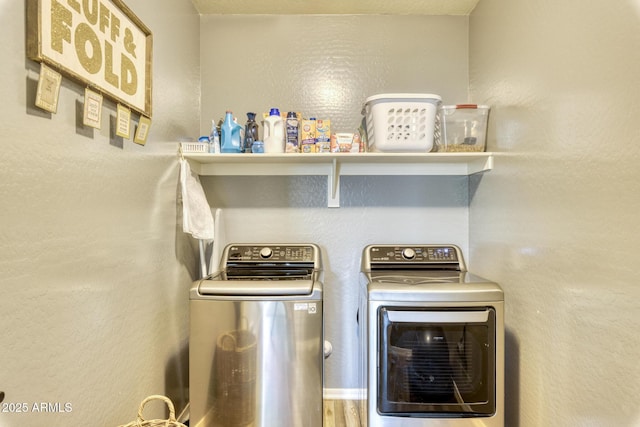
[378,307,496,417]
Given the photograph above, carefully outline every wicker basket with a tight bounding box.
[118,395,187,427]
[214,330,257,426]
[216,331,257,384]
[388,345,412,402]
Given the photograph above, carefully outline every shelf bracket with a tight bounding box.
[327,158,340,208]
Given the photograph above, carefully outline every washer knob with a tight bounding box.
[402,248,416,260]
[260,247,273,259]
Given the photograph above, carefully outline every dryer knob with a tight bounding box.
[260,247,273,259]
[402,248,416,260]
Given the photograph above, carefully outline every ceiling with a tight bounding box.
[190,0,480,15]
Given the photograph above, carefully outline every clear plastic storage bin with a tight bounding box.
[362,93,442,152]
[436,104,490,152]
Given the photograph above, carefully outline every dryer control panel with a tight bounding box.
[364,245,466,271]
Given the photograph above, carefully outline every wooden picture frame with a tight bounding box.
[27,0,153,117]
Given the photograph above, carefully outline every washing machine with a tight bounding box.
[190,243,324,427]
[359,244,504,427]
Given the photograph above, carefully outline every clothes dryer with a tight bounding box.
[359,244,504,427]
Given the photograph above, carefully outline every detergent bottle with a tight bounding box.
[263,108,285,153]
[220,111,243,153]
[244,112,259,153]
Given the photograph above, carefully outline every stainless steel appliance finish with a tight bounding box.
[360,245,504,427]
[190,243,324,427]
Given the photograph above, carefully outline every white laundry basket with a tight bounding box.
[362,93,442,152]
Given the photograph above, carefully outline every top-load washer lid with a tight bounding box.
[196,243,322,297]
[198,278,315,296]
[361,244,503,302]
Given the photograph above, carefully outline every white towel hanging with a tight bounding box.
[179,158,215,241]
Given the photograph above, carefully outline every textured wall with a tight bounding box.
[200,15,469,135]
[199,15,471,390]
[469,1,640,426]
[0,1,199,426]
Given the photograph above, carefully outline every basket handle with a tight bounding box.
[136,395,177,424]
[455,104,478,109]
[220,332,237,351]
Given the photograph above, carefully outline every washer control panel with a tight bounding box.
[226,245,315,263]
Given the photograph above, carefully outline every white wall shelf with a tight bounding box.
[184,152,493,208]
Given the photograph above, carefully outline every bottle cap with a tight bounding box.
[269,108,280,116]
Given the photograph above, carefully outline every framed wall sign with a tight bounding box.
[116,104,131,138]
[83,88,103,129]
[133,115,151,145]
[35,63,62,113]
[27,0,153,117]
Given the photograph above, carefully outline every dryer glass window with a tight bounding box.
[378,307,496,416]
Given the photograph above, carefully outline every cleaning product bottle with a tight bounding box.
[244,112,259,153]
[209,119,220,153]
[285,111,300,153]
[263,108,285,153]
[220,111,243,153]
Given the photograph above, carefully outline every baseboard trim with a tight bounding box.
[323,388,366,400]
